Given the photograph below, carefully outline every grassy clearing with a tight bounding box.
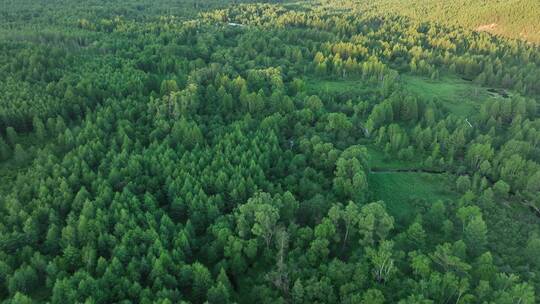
[305,75,482,227]
[369,171,457,225]
[306,73,507,118]
[367,145,423,170]
[401,74,497,117]
[304,76,375,97]
[367,145,456,227]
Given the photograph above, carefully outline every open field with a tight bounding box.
[369,171,457,225]
[304,76,376,98]
[401,74,498,117]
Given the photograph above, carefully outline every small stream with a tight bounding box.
[370,168,446,174]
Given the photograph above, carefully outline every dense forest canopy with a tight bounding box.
[0,0,539,303]
[332,0,540,43]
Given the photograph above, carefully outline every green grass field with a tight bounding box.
[305,76,374,96]
[369,171,456,225]
[367,145,423,170]
[401,74,496,117]
[304,76,462,227]
[306,75,482,228]
[306,73,507,119]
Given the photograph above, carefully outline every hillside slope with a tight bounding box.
[320,0,540,43]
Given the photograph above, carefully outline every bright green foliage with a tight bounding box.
[366,240,396,283]
[0,0,538,303]
[464,216,488,257]
[349,0,540,43]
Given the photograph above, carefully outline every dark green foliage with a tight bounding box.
[0,138,11,161]
[12,144,28,165]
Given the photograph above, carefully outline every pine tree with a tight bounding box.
[13,144,28,165]
[0,138,11,161]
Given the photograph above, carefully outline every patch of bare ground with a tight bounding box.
[476,23,497,32]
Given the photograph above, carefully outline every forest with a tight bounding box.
[344,0,540,43]
[0,0,539,303]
